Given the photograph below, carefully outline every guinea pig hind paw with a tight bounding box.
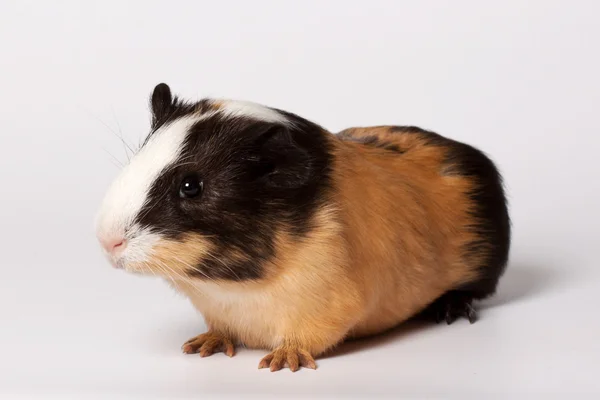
[181,332,236,357]
[429,291,478,325]
[258,347,316,372]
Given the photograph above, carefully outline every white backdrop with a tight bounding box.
[1,0,599,398]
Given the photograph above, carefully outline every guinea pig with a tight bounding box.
[95,83,511,372]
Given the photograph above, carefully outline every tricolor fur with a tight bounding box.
[95,84,511,370]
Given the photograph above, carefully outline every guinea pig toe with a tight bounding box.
[181,332,235,357]
[258,347,316,372]
[464,302,478,324]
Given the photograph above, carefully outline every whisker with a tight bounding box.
[156,260,208,297]
[111,106,134,161]
[102,147,123,168]
[161,260,189,280]
[155,263,176,280]
[92,113,132,156]
[201,251,241,281]
[84,107,136,166]
[171,256,210,280]
[140,261,159,279]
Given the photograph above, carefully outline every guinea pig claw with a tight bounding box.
[465,303,478,324]
[445,306,458,325]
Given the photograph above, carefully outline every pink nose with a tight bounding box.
[100,237,127,255]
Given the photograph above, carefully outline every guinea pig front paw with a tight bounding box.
[181,332,235,357]
[258,346,317,372]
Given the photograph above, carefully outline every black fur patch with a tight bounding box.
[135,91,333,281]
[390,125,511,299]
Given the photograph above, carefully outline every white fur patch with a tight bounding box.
[215,99,291,126]
[95,115,202,263]
[122,225,161,265]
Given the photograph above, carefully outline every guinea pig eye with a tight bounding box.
[179,174,203,199]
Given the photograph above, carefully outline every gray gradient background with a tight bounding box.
[1,1,599,398]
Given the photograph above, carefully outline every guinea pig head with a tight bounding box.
[95,83,331,281]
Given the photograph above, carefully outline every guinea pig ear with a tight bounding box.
[250,123,312,189]
[150,83,173,126]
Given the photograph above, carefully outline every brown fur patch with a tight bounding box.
[331,127,483,336]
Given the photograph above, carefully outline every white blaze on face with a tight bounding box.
[95,116,201,266]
